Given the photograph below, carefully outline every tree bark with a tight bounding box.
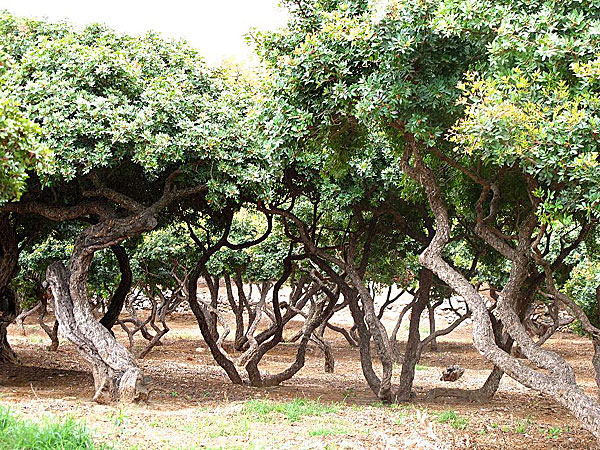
[245,259,337,387]
[224,273,245,350]
[45,210,160,402]
[348,267,394,402]
[187,245,243,385]
[204,273,220,340]
[15,302,41,335]
[99,245,132,331]
[38,287,59,351]
[396,268,433,401]
[0,288,18,363]
[427,300,439,351]
[48,261,147,402]
[0,214,19,363]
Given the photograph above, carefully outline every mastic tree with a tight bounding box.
[0,13,268,401]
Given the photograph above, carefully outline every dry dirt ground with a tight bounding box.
[1,311,599,449]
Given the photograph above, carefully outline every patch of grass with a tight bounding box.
[389,404,411,424]
[435,410,469,430]
[342,387,356,402]
[243,398,339,423]
[308,425,350,437]
[515,421,527,434]
[547,426,563,439]
[109,408,127,428]
[27,335,44,344]
[414,364,429,371]
[0,406,108,449]
[369,401,386,408]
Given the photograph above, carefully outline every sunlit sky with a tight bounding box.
[0,0,289,64]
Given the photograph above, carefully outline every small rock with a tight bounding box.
[440,365,465,382]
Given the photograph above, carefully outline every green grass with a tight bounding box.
[414,364,429,371]
[308,425,350,437]
[242,398,339,423]
[369,401,386,408]
[109,408,127,428]
[0,406,107,449]
[547,426,563,439]
[149,418,177,428]
[434,410,469,430]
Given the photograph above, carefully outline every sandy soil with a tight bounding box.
[1,310,598,449]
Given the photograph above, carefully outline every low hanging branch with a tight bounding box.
[20,173,209,402]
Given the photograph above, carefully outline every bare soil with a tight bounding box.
[1,311,598,449]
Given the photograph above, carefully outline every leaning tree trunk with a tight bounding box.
[48,261,146,402]
[187,248,244,385]
[99,245,132,331]
[0,214,20,363]
[348,267,395,402]
[396,268,433,401]
[45,211,157,402]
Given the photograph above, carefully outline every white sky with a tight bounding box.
[0,0,288,64]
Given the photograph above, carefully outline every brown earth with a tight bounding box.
[1,311,598,449]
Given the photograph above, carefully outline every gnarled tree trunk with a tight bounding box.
[46,211,159,402]
[0,287,18,363]
[48,261,146,402]
[0,214,20,363]
[396,268,433,401]
[402,139,600,440]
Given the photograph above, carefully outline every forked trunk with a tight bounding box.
[403,142,600,440]
[39,287,59,351]
[224,273,245,350]
[47,261,147,402]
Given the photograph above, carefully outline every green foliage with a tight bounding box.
[131,223,195,291]
[14,223,126,307]
[547,426,564,439]
[447,2,600,221]
[0,93,47,203]
[435,410,469,430]
[0,11,268,206]
[566,255,600,332]
[13,224,75,308]
[0,406,108,449]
